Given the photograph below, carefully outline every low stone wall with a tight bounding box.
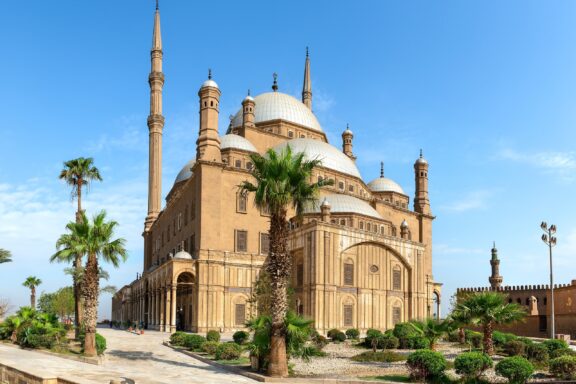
[0,363,81,384]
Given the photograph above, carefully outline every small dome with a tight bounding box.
[220,134,258,152]
[173,251,192,260]
[342,124,353,136]
[174,159,195,184]
[304,193,382,219]
[401,219,408,228]
[201,79,219,89]
[243,94,254,102]
[231,92,323,133]
[321,198,331,208]
[272,138,362,179]
[416,150,428,165]
[367,177,405,195]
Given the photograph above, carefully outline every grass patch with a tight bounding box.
[361,374,411,382]
[214,357,250,366]
[351,351,406,363]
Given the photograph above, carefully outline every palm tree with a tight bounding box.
[59,157,102,338]
[239,145,330,377]
[456,291,526,355]
[0,248,12,264]
[410,318,451,351]
[54,211,126,356]
[22,276,42,308]
[448,306,472,344]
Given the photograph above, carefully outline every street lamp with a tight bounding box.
[540,221,557,339]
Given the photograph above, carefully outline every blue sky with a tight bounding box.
[1,1,575,318]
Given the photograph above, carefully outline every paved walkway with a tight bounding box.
[0,328,257,384]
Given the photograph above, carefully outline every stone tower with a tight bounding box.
[302,47,312,109]
[414,149,430,215]
[489,242,503,289]
[196,70,221,162]
[342,124,355,160]
[242,91,255,129]
[145,2,164,231]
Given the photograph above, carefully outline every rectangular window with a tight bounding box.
[338,181,344,190]
[178,213,182,231]
[393,269,402,290]
[288,131,294,138]
[348,185,354,192]
[235,304,246,326]
[235,159,242,168]
[260,233,270,254]
[297,263,304,286]
[191,201,196,220]
[184,206,189,226]
[339,219,346,226]
[359,221,364,230]
[167,225,170,241]
[236,230,247,252]
[344,305,353,327]
[237,193,247,213]
[246,161,253,170]
[393,307,401,325]
[344,263,354,286]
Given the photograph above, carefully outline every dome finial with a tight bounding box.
[247,89,251,96]
[380,161,384,178]
[272,72,278,92]
[156,0,159,10]
[208,68,212,80]
[306,46,309,57]
[420,148,423,158]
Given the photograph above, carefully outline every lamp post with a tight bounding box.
[540,221,557,339]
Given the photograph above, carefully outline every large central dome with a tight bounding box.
[231,92,323,133]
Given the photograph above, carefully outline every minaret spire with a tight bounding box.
[302,47,312,109]
[489,242,503,289]
[145,2,165,231]
[380,162,384,178]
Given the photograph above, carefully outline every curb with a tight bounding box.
[0,341,103,365]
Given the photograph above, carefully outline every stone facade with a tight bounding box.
[112,5,441,333]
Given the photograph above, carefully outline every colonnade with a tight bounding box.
[129,285,178,332]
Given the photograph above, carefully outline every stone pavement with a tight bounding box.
[0,328,257,384]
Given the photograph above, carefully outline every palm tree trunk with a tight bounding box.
[458,327,465,344]
[266,211,290,378]
[31,287,36,309]
[483,321,494,355]
[74,182,83,339]
[82,252,99,357]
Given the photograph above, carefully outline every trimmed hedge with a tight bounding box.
[183,334,207,350]
[542,339,568,355]
[169,331,188,346]
[215,343,242,360]
[95,333,106,356]
[393,323,419,349]
[455,352,493,379]
[232,331,249,345]
[351,351,405,363]
[406,335,430,350]
[504,340,526,357]
[526,343,549,363]
[550,355,576,380]
[201,341,220,355]
[331,330,346,342]
[493,331,517,347]
[550,347,576,359]
[495,356,534,384]
[465,330,483,349]
[345,328,360,340]
[206,330,220,342]
[406,350,447,380]
[327,328,341,339]
[364,329,383,348]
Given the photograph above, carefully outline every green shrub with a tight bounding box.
[549,355,576,380]
[380,335,400,349]
[313,334,328,350]
[183,334,207,350]
[542,339,568,355]
[169,331,188,346]
[201,341,220,355]
[394,323,419,349]
[327,328,340,339]
[95,333,106,355]
[504,340,526,357]
[345,328,360,340]
[351,351,406,362]
[517,337,533,346]
[406,335,430,350]
[465,330,483,349]
[495,356,534,384]
[206,330,220,342]
[364,328,383,348]
[406,350,447,380]
[493,331,517,347]
[455,352,493,379]
[232,330,249,345]
[550,347,576,359]
[525,343,549,364]
[331,330,346,342]
[447,330,460,342]
[215,342,242,360]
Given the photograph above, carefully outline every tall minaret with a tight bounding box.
[302,47,312,109]
[342,124,355,160]
[145,1,164,231]
[414,149,430,215]
[196,70,221,162]
[489,242,503,289]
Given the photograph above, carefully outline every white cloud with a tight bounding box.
[434,243,484,255]
[86,115,147,153]
[438,190,493,213]
[497,148,576,180]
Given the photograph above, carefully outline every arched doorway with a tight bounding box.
[433,291,441,320]
[176,272,195,331]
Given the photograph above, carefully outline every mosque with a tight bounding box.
[111,4,442,333]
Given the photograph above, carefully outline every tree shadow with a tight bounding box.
[106,349,228,373]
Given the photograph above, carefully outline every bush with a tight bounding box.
[331,330,346,342]
[313,334,328,350]
[183,334,207,350]
[351,351,406,362]
[169,331,188,346]
[380,335,400,350]
[525,343,549,364]
[493,331,517,347]
[504,340,526,357]
[95,333,106,355]
[550,347,576,359]
[345,328,360,340]
[327,328,341,339]
[215,342,242,360]
[407,350,446,380]
[206,330,220,342]
[549,355,576,380]
[465,330,483,349]
[232,331,249,345]
[394,323,419,349]
[364,328,383,348]
[543,339,569,355]
[201,341,220,355]
[447,330,460,342]
[495,356,534,384]
[455,352,493,379]
[517,337,533,346]
[406,335,430,350]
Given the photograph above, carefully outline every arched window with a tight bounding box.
[392,306,401,326]
[237,192,247,213]
[344,262,354,286]
[296,263,304,286]
[235,302,246,326]
[359,221,364,230]
[393,266,401,290]
[516,298,521,304]
[343,303,353,327]
[525,298,530,305]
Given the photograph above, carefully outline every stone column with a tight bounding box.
[159,288,165,331]
[165,286,171,332]
[171,285,177,333]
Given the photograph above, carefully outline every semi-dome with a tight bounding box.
[367,177,405,195]
[173,251,193,260]
[174,159,195,184]
[272,138,362,179]
[304,193,382,219]
[220,134,257,152]
[231,92,323,133]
